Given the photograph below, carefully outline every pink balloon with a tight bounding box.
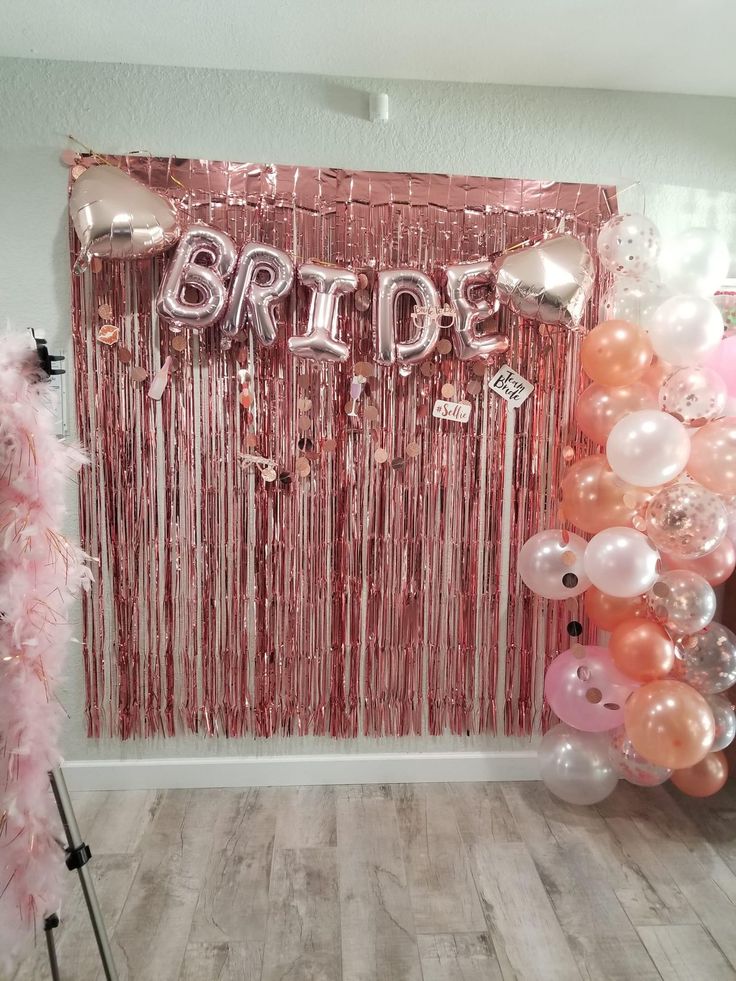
[545,646,639,733]
[705,336,736,398]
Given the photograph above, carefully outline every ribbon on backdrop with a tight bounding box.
[70,157,614,740]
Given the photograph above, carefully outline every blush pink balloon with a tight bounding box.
[704,336,736,397]
[544,646,639,733]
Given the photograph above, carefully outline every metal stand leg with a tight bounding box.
[48,766,118,981]
[43,915,61,981]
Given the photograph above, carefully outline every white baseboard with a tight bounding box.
[61,750,540,791]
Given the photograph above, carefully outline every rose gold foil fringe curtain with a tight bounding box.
[70,158,612,740]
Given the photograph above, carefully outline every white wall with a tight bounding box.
[1,56,735,763]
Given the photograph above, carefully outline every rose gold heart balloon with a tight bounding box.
[69,165,181,273]
[493,234,595,328]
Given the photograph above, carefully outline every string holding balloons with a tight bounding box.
[520,210,736,805]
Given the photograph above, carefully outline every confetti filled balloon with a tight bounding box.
[581,320,653,387]
[493,234,595,328]
[659,227,731,297]
[671,751,729,797]
[596,214,660,278]
[658,366,726,426]
[688,418,736,496]
[518,530,590,600]
[544,646,639,733]
[707,693,736,752]
[539,724,619,805]
[606,410,690,488]
[624,680,715,769]
[608,727,672,786]
[673,622,736,694]
[584,527,660,598]
[649,295,724,367]
[645,482,727,559]
[576,382,657,445]
[648,570,716,636]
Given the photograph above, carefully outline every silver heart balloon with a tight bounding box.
[493,234,595,328]
[69,165,181,273]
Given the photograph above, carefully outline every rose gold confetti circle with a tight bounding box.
[98,303,113,320]
[586,687,603,704]
[472,361,487,377]
[467,380,482,396]
[117,346,133,364]
[322,438,337,452]
[171,335,188,352]
[90,257,103,274]
[375,448,388,464]
[295,458,311,477]
[130,366,148,383]
[420,362,437,377]
[406,441,420,458]
[561,550,577,567]
[245,434,259,448]
[97,324,119,345]
[354,361,375,377]
[262,468,277,483]
[344,400,355,414]
[570,643,586,659]
[297,398,313,412]
[354,290,371,312]
[441,383,456,399]
[297,415,312,432]
[356,273,369,289]
[437,339,452,355]
[364,405,379,422]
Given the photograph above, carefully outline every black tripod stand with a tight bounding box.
[44,767,118,981]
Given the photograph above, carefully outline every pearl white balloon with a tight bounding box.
[584,527,661,598]
[598,277,668,330]
[597,214,660,278]
[606,410,690,488]
[539,724,618,805]
[707,694,736,751]
[649,295,723,366]
[659,227,731,297]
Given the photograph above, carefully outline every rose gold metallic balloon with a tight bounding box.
[609,617,675,683]
[585,587,648,631]
[581,320,653,387]
[688,418,736,495]
[70,164,180,272]
[576,382,657,445]
[671,750,728,797]
[624,680,715,769]
[561,455,637,535]
[660,537,736,587]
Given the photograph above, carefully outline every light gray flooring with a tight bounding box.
[10,780,736,981]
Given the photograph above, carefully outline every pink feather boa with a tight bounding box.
[0,335,92,967]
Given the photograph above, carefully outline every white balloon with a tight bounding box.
[584,527,661,598]
[597,214,660,278]
[539,724,618,805]
[606,410,690,488]
[659,227,731,297]
[598,277,668,331]
[649,295,723,366]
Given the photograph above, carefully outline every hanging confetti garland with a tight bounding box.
[69,156,613,740]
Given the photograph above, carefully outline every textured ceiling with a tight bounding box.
[1,0,735,98]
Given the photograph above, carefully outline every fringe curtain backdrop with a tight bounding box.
[70,158,613,741]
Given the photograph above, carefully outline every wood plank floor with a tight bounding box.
[10,780,736,981]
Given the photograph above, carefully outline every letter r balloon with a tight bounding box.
[223,242,295,342]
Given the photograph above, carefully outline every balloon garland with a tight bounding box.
[524,216,736,803]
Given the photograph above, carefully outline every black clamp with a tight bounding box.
[44,913,60,932]
[65,842,92,871]
[31,330,66,377]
